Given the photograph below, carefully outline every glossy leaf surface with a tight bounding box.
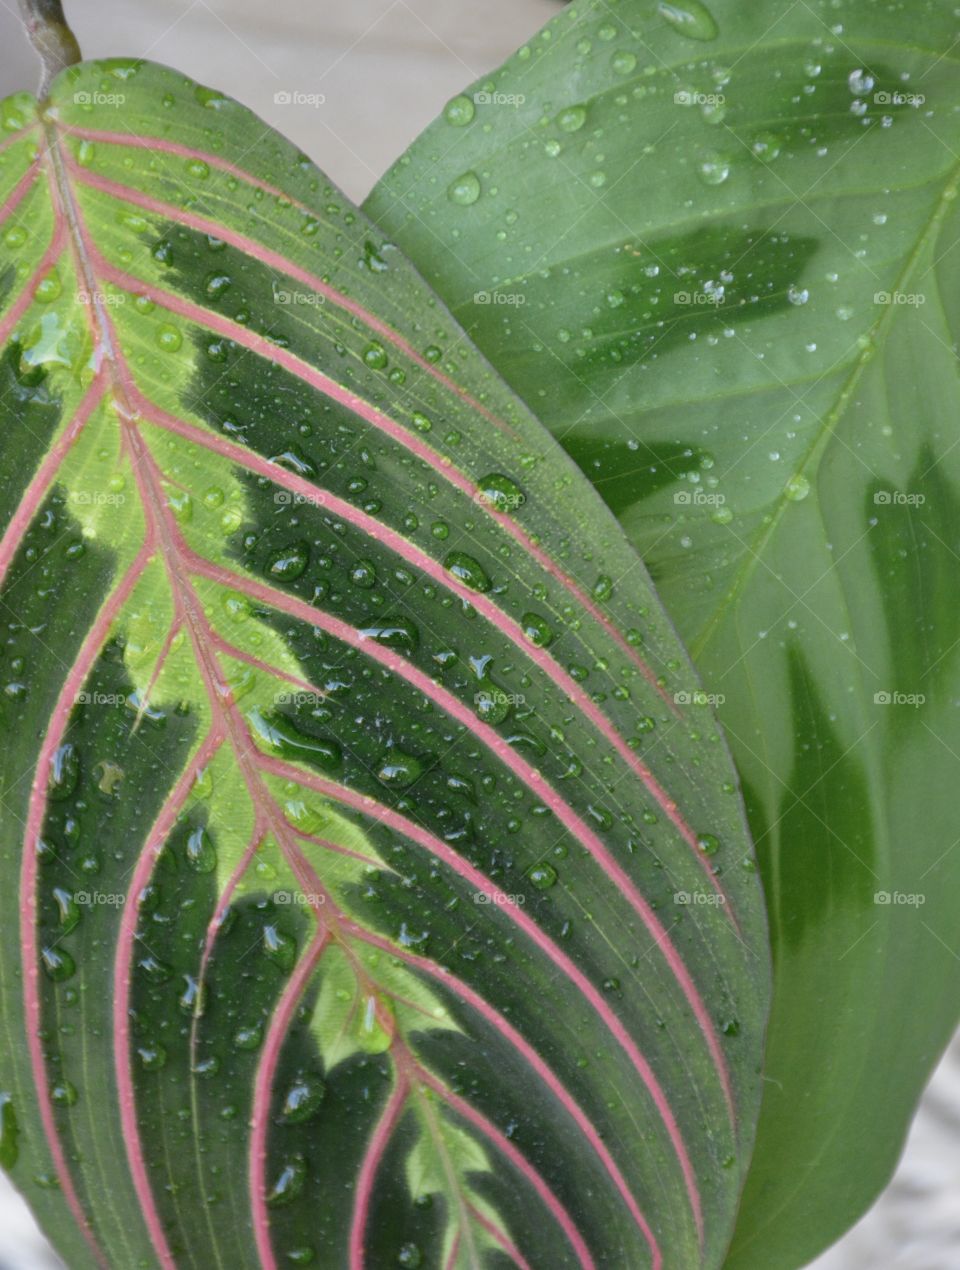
[365,1,960,1265]
[0,58,767,1270]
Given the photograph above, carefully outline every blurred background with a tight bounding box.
[0,1,957,1266]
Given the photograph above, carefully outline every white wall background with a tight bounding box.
[0,2,956,1266]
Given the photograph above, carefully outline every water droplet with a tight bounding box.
[444,95,475,127]
[521,612,554,648]
[186,158,210,179]
[444,552,491,592]
[784,474,811,501]
[350,559,377,589]
[280,1073,325,1124]
[528,862,558,889]
[205,272,231,300]
[612,51,637,75]
[185,825,217,873]
[592,575,614,603]
[787,285,809,306]
[447,171,481,206]
[156,324,182,352]
[267,1154,307,1206]
[847,69,874,96]
[263,924,297,973]
[363,341,388,370]
[41,947,76,982]
[137,1043,167,1071]
[658,0,718,41]
[377,748,424,789]
[51,1080,78,1107]
[248,709,341,769]
[697,151,731,185]
[477,473,526,514]
[557,105,587,133]
[751,132,782,162]
[49,743,79,801]
[696,833,720,856]
[267,541,309,581]
[398,1245,422,1269]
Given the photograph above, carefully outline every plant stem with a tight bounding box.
[18,0,80,96]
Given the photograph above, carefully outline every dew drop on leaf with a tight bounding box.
[557,104,587,132]
[185,825,217,873]
[658,0,719,41]
[447,171,481,206]
[444,551,491,592]
[527,862,559,889]
[444,95,475,127]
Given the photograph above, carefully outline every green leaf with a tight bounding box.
[365,1,960,1265]
[0,57,767,1269]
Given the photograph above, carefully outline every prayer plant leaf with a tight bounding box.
[0,56,767,1270]
[365,0,960,1265]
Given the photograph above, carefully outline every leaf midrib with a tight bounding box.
[689,155,960,660]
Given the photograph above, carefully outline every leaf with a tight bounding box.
[364,1,960,1265]
[0,57,767,1269]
